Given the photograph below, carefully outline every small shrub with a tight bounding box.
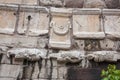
[101,64,120,80]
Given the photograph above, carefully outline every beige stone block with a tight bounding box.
[104,15,120,38]
[40,0,63,6]
[0,34,37,48]
[0,64,21,78]
[49,16,71,49]
[73,14,105,39]
[0,0,22,4]
[0,10,16,34]
[18,12,49,36]
[22,0,38,5]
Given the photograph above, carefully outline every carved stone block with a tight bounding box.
[18,11,49,36]
[103,9,120,38]
[0,10,17,34]
[49,8,72,49]
[73,9,105,39]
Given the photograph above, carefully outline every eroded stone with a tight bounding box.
[7,48,47,60]
[87,51,120,62]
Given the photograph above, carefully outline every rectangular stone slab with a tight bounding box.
[0,10,17,34]
[73,14,105,39]
[49,16,71,49]
[18,12,49,36]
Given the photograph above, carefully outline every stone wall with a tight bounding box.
[0,0,120,80]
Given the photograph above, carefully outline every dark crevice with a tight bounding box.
[0,54,3,63]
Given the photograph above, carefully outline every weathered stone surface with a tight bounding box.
[85,39,100,51]
[0,78,16,80]
[0,0,22,4]
[73,9,105,39]
[104,15,120,38]
[74,40,85,50]
[0,46,8,52]
[40,0,63,6]
[1,54,11,64]
[31,62,40,79]
[0,64,21,78]
[105,0,119,9]
[7,48,47,60]
[37,37,48,49]
[0,10,17,34]
[58,67,67,79]
[48,51,85,63]
[0,35,38,48]
[87,51,120,62]
[84,0,106,8]
[49,8,72,49]
[100,39,116,50]
[64,0,84,8]
[18,12,49,36]
[22,0,38,5]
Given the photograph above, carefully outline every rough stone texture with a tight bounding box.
[105,0,119,9]
[64,0,84,8]
[84,0,106,8]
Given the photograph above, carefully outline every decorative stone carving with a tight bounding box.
[49,8,72,49]
[18,6,49,36]
[48,51,85,63]
[105,0,119,9]
[0,10,17,34]
[7,48,47,60]
[73,9,105,39]
[103,9,120,39]
[87,51,120,62]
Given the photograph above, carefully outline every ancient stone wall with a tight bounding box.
[0,0,120,80]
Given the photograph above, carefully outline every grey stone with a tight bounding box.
[105,0,119,9]
[84,0,106,8]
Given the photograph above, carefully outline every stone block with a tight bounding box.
[0,0,22,4]
[0,34,38,48]
[49,8,72,49]
[18,11,49,36]
[22,0,38,5]
[103,10,120,38]
[1,54,11,64]
[83,0,106,8]
[73,9,105,39]
[100,39,116,50]
[0,64,21,78]
[40,0,63,6]
[64,0,84,8]
[0,10,17,34]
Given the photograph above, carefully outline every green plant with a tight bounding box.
[101,64,120,80]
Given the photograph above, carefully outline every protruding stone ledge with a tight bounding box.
[103,9,120,15]
[73,8,102,15]
[87,51,120,62]
[7,48,47,60]
[0,4,18,11]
